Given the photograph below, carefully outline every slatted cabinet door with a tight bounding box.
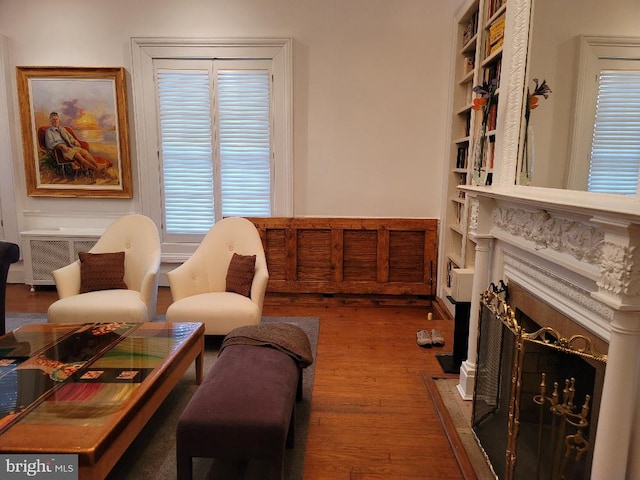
[248,217,438,300]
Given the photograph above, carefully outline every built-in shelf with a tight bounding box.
[460,34,478,54]
[439,0,509,306]
[458,70,474,85]
[485,3,506,26]
[450,224,464,235]
[447,253,464,268]
[456,103,474,115]
[481,47,502,67]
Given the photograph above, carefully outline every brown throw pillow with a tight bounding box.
[79,251,128,294]
[225,253,256,297]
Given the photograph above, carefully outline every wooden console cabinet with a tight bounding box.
[248,217,438,302]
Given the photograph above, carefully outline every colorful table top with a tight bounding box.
[0,322,202,436]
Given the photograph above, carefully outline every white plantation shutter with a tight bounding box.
[156,60,273,236]
[588,70,640,195]
[157,69,215,234]
[216,68,272,217]
[132,38,292,250]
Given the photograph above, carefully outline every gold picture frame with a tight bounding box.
[16,66,132,198]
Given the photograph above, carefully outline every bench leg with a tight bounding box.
[176,450,192,480]
[195,337,204,384]
[265,453,286,480]
[286,403,296,449]
[296,368,303,401]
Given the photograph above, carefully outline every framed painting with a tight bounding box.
[16,66,132,198]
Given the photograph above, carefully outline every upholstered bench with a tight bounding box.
[176,323,313,480]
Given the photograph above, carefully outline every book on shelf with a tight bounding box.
[488,14,505,46]
[487,37,504,56]
[486,102,498,131]
[465,112,471,137]
[462,10,479,45]
[487,137,496,169]
[457,175,467,195]
[483,60,502,85]
[456,145,469,169]
[462,23,473,45]
[454,202,463,225]
[487,0,506,18]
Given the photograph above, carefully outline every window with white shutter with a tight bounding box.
[216,65,272,218]
[587,70,640,195]
[157,68,215,234]
[130,38,292,248]
[567,37,640,194]
[156,60,273,236]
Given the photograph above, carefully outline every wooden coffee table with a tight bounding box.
[0,321,204,480]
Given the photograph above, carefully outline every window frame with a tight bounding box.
[567,36,640,192]
[130,37,293,259]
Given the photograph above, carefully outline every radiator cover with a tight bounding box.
[21,229,103,289]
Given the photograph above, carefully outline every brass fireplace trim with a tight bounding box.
[524,327,607,363]
[479,289,608,480]
[481,289,520,333]
[480,290,608,363]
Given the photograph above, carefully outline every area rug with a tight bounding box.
[5,312,48,332]
[4,313,319,480]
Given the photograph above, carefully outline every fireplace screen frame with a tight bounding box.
[472,289,607,480]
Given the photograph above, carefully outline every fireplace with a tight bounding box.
[472,287,607,479]
[455,186,640,479]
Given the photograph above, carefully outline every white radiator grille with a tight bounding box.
[22,233,100,286]
[30,240,70,281]
[73,241,96,259]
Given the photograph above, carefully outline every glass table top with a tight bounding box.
[0,322,201,434]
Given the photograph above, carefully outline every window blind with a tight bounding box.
[217,70,272,217]
[157,65,272,236]
[588,70,640,195]
[157,69,215,234]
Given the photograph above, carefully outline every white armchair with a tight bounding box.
[47,214,161,324]
[166,217,269,335]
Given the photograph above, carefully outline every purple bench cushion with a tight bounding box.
[177,344,299,461]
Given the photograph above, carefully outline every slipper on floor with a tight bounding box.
[431,329,445,347]
[417,329,432,348]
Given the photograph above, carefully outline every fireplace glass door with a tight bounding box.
[472,291,607,480]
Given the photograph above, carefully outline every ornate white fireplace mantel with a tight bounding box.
[458,184,640,479]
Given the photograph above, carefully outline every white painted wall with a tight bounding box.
[0,0,459,248]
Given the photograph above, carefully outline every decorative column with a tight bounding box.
[591,311,640,479]
[457,195,494,400]
[457,236,491,400]
[589,218,640,479]
[629,366,640,477]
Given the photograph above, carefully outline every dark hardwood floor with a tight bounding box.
[6,284,475,480]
